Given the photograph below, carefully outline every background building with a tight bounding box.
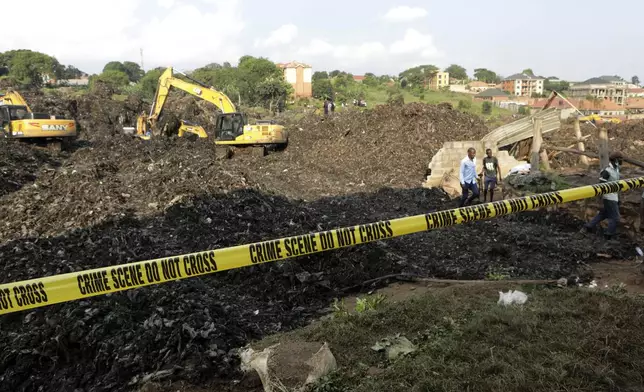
[277,61,312,98]
[568,76,627,105]
[429,71,449,90]
[502,73,544,97]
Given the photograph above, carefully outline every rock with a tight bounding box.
[371,334,417,361]
[240,341,337,392]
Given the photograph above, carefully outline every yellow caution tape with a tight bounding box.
[1,177,643,315]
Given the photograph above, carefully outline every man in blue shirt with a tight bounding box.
[459,147,480,207]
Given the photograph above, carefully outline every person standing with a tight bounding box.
[480,148,502,202]
[323,98,329,116]
[582,151,623,239]
[459,147,480,207]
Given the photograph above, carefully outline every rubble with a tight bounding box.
[0,94,635,391]
[545,119,644,168]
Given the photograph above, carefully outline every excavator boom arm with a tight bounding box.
[0,89,32,112]
[148,67,236,122]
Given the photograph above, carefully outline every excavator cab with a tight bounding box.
[215,112,246,141]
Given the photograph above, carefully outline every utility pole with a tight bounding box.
[140,48,145,72]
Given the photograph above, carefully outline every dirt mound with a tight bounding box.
[253,103,489,199]
[23,89,145,139]
[0,185,632,392]
[0,139,61,197]
[0,134,252,242]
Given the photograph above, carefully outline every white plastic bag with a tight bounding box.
[497,290,528,306]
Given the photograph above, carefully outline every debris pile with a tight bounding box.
[0,96,633,391]
[0,138,59,197]
[0,135,251,241]
[545,120,644,167]
[258,102,490,199]
[23,88,145,138]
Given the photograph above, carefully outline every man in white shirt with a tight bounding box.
[459,147,480,207]
[582,151,622,239]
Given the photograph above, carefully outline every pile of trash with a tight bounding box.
[0,95,637,391]
[255,102,490,199]
[545,119,644,168]
[0,184,634,391]
[0,139,60,197]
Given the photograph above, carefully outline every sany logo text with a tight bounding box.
[41,124,67,131]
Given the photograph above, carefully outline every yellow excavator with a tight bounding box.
[132,67,288,158]
[0,89,77,150]
[578,113,622,124]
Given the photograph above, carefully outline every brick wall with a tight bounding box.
[423,141,526,188]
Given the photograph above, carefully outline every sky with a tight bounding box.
[3,0,643,81]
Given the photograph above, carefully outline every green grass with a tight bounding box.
[297,85,513,128]
[256,285,644,392]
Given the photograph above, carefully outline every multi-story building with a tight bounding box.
[276,61,312,98]
[501,73,544,97]
[568,76,627,106]
[429,71,449,90]
[628,87,644,97]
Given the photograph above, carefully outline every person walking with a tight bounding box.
[323,98,329,116]
[459,147,480,207]
[582,151,623,239]
[480,148,501,202]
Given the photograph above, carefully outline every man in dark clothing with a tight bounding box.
[330,99,335,113]
[323,99,329,115]
[480,148,501,202]
[582,151,623,239]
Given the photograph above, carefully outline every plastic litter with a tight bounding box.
[497,290,528,306]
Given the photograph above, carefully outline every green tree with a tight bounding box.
[633,75,640,85]
[445,64,467,81]
[474,68,501,84]
[190,56,288,109]
[544,78,569,93]
[522,68,535,76]
[137,68,164,99]
[312,78,333,99]
[312,71,329,81]
[482,101,493,114]
[256,77,292,112]
[0,50,63,87]
[333,73,355,90]
[61,65,84,79]
[363,73,379,87]
[457,99,472,110]
[387,89,404,105]
[399,65,438,88]
[91,70,129,92]
[122,61,144,83]
[103,61,127,74]
[330,70,341,78]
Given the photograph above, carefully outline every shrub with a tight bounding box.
[482,101,493,114]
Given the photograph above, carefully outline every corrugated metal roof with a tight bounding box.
[505,73,544,81]
[481,108,561,147]
[477,88,509,97]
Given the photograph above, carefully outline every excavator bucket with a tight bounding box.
[125,114,152,140]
